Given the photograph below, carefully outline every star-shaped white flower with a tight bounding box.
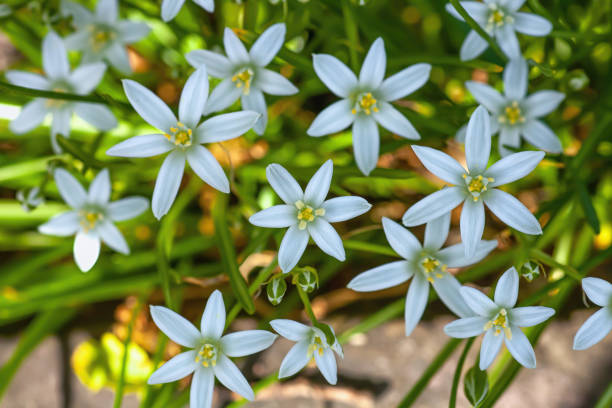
[307,38,431,176]
[270,319,343,385]
[444,267,554,369]
[186,24,298,135]
[61,0,150,74]
[402,105,543,257]
[161,0,214,22]
[463,57,565,155]
[249,159,371,273]
[148,290,277,408]
[446,0,552,60]
[39,168,148,272]
[6,31,117,152]
[106,66,259,219]
[573,277,612,350]
[348,215,498,336]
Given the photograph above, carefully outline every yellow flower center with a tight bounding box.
[88,25,116,52]
[420,256,447,283]
[352,92,379,115]
[499,101,525,126]
[45,86,71,109]
[195,343,217,368]
[79,210,103,232]
[483,308,512,339]
[462,174,495,202]
[295,200,325,230]
[232,68,254,95]
[307,335,326,359]
[486,5,512,29]
[164,122,193,147]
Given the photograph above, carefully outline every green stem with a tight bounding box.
[595,381,612,408]
[341,0,360,72]
[113,298,144,408]
[296,285,318,325]
[449,338,475,408]
[529,248,582,281]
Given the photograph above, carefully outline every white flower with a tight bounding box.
[61,0,150,74]
[186,24,298,135]
[38,168,148,272]
[17,186,45,212]
[249,159,371,273]
[161,0,214,22]
[446,0,552,61]
[402,105,543,257]
[444,267,554,370]
[6,31,117,152]
[348,215,497,336]
[464,58,565,155]
[106,66,259,219]
[307,38,431,175]
[148,290,277,408]
[270,319,343,384]
[573,278,612,350]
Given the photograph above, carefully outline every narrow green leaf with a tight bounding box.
[576,184,600,234]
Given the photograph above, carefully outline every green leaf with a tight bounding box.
[464,365,489,407]
[576,184,600,234]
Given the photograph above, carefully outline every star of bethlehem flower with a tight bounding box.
[348,215,498,336]
[6,31,117,153]
[148,290,277,408]
[573,278,612,350]
[402,105,544,257]
[446,0,552,61]
[270,319,343,385]
[307,37,431,175]
[106,66,259,220]
[38,168,148,272]
[248,159,371,273]
[460,57,565,156]
[161,0,214,22]
[444,267,555,370]
[186,24,298,135]
[61,0,150,74]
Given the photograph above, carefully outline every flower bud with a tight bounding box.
[295,267,318,293]
[267,276,287,305]
[520,260,541,282]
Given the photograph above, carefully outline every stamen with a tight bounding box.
[232,68,254,95]
[194,344,217,367]
[483,308,512,339]
[166,122,193,147]
[294,201,325,229]
[463,174,493,202]
[502,101,525,125]
[420,256,447,283]
[352,92,379,115]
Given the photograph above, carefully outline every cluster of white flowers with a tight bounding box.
[8,0,608,406]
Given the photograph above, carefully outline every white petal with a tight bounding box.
[306,99,354,137]
[498,126,521,157]
[412,145,465,185]
[374,102,419,140]
[97,221,129,254]
[479,328,504,370]
[105,43,132,74]
[88,168,111,205]
[460,199,485,257]
[485,151,544,187]
[573,308,612,350]
[5,71,49,90]
[197,111,258,144]
[201,289,226,339]
[179,67,208,128]
[64,30,90,51]
[213,354,254,401]
[503,58,528,101]
[186,145,229,193]
[117,21,151,43]
[513,12,552,36]
[465,81,505,113]
[444,316,488,338]
[460,31,489,61]
[10,100,47,134]
[378,63,431,101]
[61,0,94,24]
[496,24,521,59]
[106,134,175,158]
[190,368,214,408]
[69,63,107,94]
[161,0,186,22]
[147,350,198,384]
[382,217,421,259]
[185,49,233,78]
[203,78,242,114]
[521,120,562,153]
[445,1,488,23]
[122,79,177,133]
[241,89,267,135]
[256,68,298,95]
[433,273,474,318]
[359,37,386,89]
[249,205,296,228]
[348,261,414,292]
[438,240,498,268]
[74,231,101,272]
[54,168,87,208]
[266,163,303,205]
[460,286,498,317]
[270,319,311,342]
[150,305,201,347]
[509,306,555,327]
[152,150,185,220]
[405,272,429,336]
[352,115,379,176]
[278,225,309,273]
[108,197,149,221]
[74,103,117,131]
[38,211,80,236]
[308,218,345,261]
[312,54,357,98]
[484,189,542,235]
[249,23,286,67]
[223,27,250,65]
[523,91,565,118]
[582,278,612,307]
[423,212,451,250]
[304,159,332,207]
[504,0,527,11]
[314,348,338,385]
[402,187,465,226]
[321,196,371,223]
[221,330,277,357]
[465,105,491,173]
[51,108,72,137]
[494,267,519,308]
[95,0,117,23]
[278,340,310,378]
[505,326,536,368]
[43,32,69,80]
[193,0,214,12]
